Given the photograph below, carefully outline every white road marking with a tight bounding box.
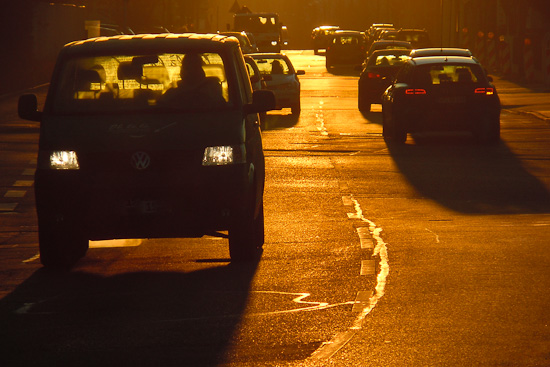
[89,239,143,248]
[356,227,374,249]
[352,290,373,312]
[342,195,354,206]
[5,190,26,198]
[23,253,40,263]
[425,228,441,243]
[0,203,18,212]
[22,168,35,176]
[360,260,375,275]
[13,180,33,187]
[309,196,390,360]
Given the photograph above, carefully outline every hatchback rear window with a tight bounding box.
[52,52,232,114]
[413,64,485,86]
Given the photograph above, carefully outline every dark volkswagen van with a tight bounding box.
[18,33,275,269]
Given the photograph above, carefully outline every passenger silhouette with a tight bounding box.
[160,53,225,108]
[271,60,284,74]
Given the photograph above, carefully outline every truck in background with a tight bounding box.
[233,13,283,52]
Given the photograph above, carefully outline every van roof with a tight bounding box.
[62,33,240,56]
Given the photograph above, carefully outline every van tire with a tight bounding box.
[229,197,263,262]
[39,219,88,270]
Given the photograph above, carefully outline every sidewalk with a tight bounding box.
[492,75,550,123]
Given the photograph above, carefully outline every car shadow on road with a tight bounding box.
[326,67,361,77]
[0,261,259,367]
[386,136,550,214]
[262,112,299,131]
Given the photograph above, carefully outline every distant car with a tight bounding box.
[249,53,304,114]
[381,56,501,144]
[325,30,366,69]
[18,33,277,268]
[358,49,411,111]
[218,31,258,54]
[396,29,431,49]
[365,23,395,46]
[409,47,473,58]
[367,40,413,58]
[378,29,399,41]
[311,25,340,54]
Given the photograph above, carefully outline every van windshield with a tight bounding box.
[52,52,232,114]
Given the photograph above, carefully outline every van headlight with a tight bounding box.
[202,144,245,166]
[49,151,80,170]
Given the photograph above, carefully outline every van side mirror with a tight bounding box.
[487,75,493,82]
[296,70,305,75]
[18,94,42,122]
[245,90,276,114]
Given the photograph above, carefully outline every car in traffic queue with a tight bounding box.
[311,25,340,54]
[218,31,259,54]
[381,56,501,144]
[249,53,304,114]
[358,49,411,111]
[325,30,366,69]
[396,28,431,49]
[365,23,395,47]
[409,47,473,58]
[366,39,413,59]
[17,33,277,269]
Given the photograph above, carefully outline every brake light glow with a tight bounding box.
[368,72,381,79]
[405,88,427,95]
[475,87,494,95]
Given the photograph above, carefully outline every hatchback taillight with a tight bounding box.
[405,88,427,95]
[368,72,381,79]
[475,87,494,95]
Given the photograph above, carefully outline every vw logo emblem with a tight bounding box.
[131,151,151,170]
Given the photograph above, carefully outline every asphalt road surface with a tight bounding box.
[0,51,549,366]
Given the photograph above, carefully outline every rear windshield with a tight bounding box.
[369,54,409,67]
[333,35,362,46]
[252,57,293,75]
[52,52,232,114]
[413,64,486,85]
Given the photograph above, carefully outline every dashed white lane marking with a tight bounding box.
[360,259,376,275]
[13,180,33,187]
[357,227,374,249]
[0,203,18,212]
[22,168,35,176]
[5,190,26,198]
[310,195,390,360]
[316,101,329,136]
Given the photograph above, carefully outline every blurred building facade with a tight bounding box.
[1,0,549,95]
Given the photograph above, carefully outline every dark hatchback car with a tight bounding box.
[396,29,431,49]
[18,33,276,269]
[325,30,366,69]
[311,25,339,54]
[381,56,500,144]
[358,49,411,111]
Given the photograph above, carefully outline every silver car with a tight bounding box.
[249,53,305,114]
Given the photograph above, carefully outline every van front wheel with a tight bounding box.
[229,198,264,262]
